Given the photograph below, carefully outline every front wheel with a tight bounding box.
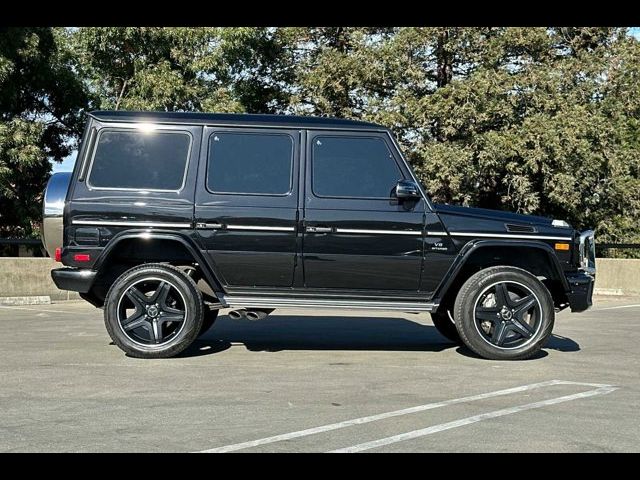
[104,263,204,358]
[453,266,554,360]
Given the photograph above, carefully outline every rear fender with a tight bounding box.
[92,230,224,294]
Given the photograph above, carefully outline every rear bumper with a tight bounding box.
[51,268,97,293]
[565,272,595,312]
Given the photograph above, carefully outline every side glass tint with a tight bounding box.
[88,130,191,191]
[207,132,293,195]
[312,136,402,198]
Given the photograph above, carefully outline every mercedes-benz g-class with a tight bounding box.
[43,110,595,360]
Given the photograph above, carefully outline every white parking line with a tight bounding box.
[598,304,640,311]
[197,380,612,453]
[330,384,616,453]
[0,305,80,315]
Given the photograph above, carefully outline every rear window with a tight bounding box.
[88,130,191,191]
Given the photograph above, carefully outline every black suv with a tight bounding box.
[43,110,596,360]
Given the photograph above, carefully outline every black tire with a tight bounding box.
[198,305,219,337]
[453,266,554,360]
[430,309,461,343]
[104,263,204,358]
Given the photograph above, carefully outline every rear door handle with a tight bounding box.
[306,226,333,233]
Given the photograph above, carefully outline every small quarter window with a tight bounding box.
[312,136,402,199]
[88,130,191,191]
[207,132,293,195]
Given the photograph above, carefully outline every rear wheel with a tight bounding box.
[104,263,203,358]
[454,266,554,360]
[430,309,461,343]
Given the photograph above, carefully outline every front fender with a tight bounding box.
[433,239,570,304]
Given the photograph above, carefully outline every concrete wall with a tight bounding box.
[0,258,79,301]
[595,258,640,295]
[0,257,637,302]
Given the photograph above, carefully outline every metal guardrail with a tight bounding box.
[596,243,640,249]
[596,243,640,258]
[0,238,46,258]
[0,238,43,246]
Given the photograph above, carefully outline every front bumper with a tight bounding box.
[565,272,595,312]
[51,268,97,293]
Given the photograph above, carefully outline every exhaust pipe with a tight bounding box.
[228,309,246,320]
[244,308,275,321]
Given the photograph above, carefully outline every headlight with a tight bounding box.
[578,230,596,275]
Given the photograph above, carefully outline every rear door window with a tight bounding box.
[206,131,294,195]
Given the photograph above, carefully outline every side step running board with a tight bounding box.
[218,295,437,313]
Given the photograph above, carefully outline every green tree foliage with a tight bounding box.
[286,27,640,245]
[1,27,639,250]
[0,27,88,238]
[67,27,293,113]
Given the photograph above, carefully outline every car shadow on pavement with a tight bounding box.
[454,333,581,360]
[181,314,459,357]
[545,334,581,352]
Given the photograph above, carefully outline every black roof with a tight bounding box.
[89,110,384,130]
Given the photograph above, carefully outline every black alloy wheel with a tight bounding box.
[116,277,188,346]
[104,264,203,358]
[454,266,555,360]
[472,281,542,349]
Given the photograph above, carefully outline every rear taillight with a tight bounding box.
[74,254,91,262]
[54,247,61,262]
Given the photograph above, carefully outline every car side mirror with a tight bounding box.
[394,179,421,201]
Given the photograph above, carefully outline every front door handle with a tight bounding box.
[196,222,224,229]
[306,226,333,233]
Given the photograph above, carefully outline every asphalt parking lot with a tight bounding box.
[1,296,639,452]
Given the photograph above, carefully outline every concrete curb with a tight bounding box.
[594,258,640,296]
[0,296,52,306]
[0,258,80,301]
